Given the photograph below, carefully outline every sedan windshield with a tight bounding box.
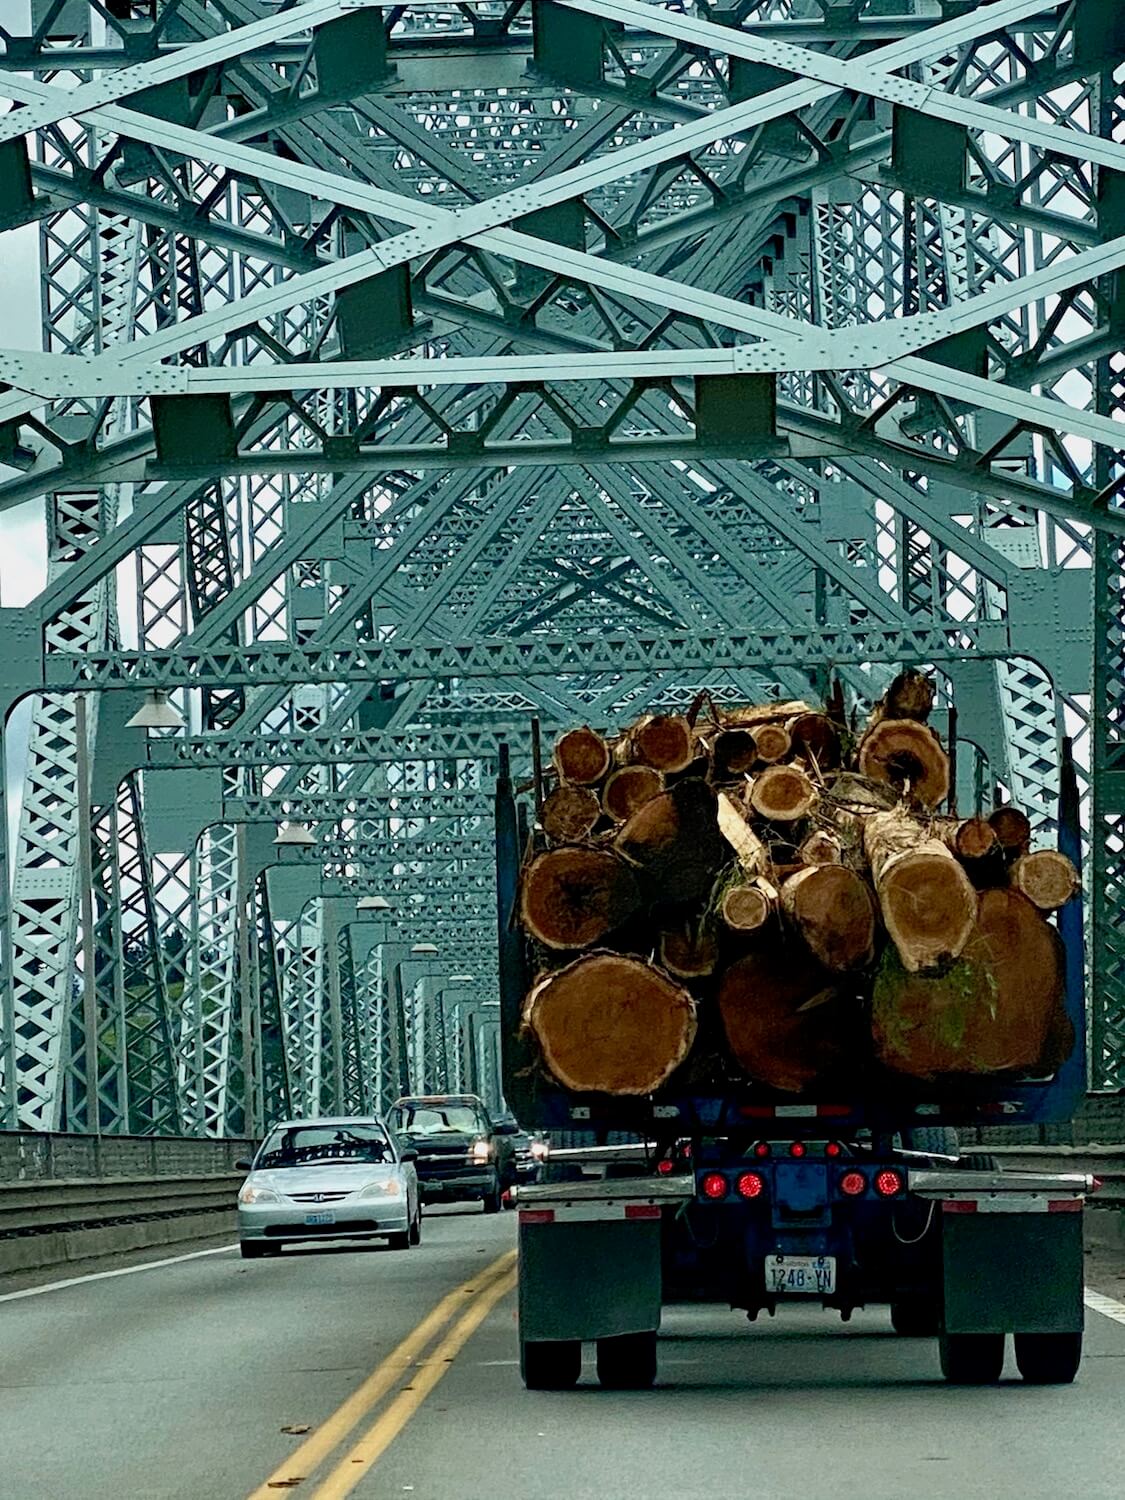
[392,1105,482,1136]
[256,1124,393,1169]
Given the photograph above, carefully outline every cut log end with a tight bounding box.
[781,865,876,973]
[858,719,950,809]
[712,728,758,779]
[720,881,774,934]
[989,805,1032,857]
[659,922,720,978]
[951,817,999,863]
[602,764,664,824]
[718,946,856,1093]
[787,712,841,772]
[527,953,697,1095]
[864,810,976,973]
[630,714,696,773]
[615,780,725,903]
[539,784,601,843]
[749,764,817,823]
[798,829,843,867]
[1011,849,1080,911]
[752,723,791,765]
[520,848,640,951]
[553,726,611,786]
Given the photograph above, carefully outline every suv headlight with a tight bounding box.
[238,1183,281,1206]
[529,1140,548,1161]
[358,1179,403,1199]
[470,1139,493,1164]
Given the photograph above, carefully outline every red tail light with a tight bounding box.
[678,1142,693,1160]
[754,1141,770,1159]
[825,1141,842,1159]
[789,1141,807,1159]
[737,1171,765,1200]
[701,1172,728,1200]
[657,1159,674,1175]
[874,1169,905,1197]
[839,1170,866,1197]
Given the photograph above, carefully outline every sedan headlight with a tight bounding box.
[357,1178,404,1199]
[470,1139,493,1164]
[238,1183,281,1206]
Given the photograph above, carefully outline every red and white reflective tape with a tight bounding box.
[942,1196,1083,1215]
[518,1201,663,1225]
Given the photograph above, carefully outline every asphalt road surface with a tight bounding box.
[2,1207,1124,1500]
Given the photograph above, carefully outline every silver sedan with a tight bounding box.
[236,1116,421,1258]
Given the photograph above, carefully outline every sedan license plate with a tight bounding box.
[304,1210,336,1226]
[766,1255,836,1295]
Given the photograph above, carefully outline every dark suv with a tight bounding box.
[389,1094,519,1213]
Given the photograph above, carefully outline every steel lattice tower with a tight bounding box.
[0,0,1121,1135]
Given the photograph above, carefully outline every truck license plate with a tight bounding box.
[304,1211,336,1226]
[766,1255,836,1295]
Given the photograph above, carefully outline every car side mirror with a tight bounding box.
[493,1122,519,1136]
[235,1158,253,1171]
[400,1147,418,1163]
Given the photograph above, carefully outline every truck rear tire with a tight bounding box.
[890,1299,941,1337]
[939,1331,1005,1384]
[904,1127,960,1156]
[596,1330,658,1390]
[1014,1332,1082,1384]
[521,1339,582,1390]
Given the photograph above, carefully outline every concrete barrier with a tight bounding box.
[0,1130,254,1275]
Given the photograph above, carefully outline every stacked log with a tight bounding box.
[517,684,1078,1097]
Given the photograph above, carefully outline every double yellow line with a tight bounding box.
[247,1249,517,1500]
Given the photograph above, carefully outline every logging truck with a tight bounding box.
[495,682,1094,1391]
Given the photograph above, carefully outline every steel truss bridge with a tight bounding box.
[0,0,1121,1142]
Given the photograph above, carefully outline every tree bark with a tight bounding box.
[553,726,611,786]
[1011,850,1080,911]
[540,784,601,843]
[857,718,950,808]
[525,952,697,1094]
[520,848,641,950]
[749,764,817,822]
[628,714,696,773]
[863,810,976,973]
[780,865,877,972]
[602,764,664,824]
[615,780,725,903]
[718,944,856,1093]
[870,668,936,725]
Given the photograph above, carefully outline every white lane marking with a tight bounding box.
[0,1243,238,1303]
[1084,1289,1125,1327]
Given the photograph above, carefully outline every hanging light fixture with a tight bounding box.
[357,895,392,912]
[125,688,185,730]
[273,822,316,847]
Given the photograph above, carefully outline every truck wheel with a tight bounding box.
[1014,1332,1082,1384]
[596,1331,658,1390]
[904,1127,959,1156]
[939,1331,1005,1384]
[482,1175,502,1214]
[521,1339,582,1390]
[959,1153,1001,1172]
[891,1299,941,1337]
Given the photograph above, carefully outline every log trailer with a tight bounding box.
[495,732,1094,1392]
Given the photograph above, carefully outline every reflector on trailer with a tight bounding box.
[789,1141,807,1158]
[839,1171,866,1196]
[874,1169,905,1197]
[701,1172,728,1200]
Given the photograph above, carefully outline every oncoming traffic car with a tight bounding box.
[236,1116,420,1258]
[388,1094,519,1212]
